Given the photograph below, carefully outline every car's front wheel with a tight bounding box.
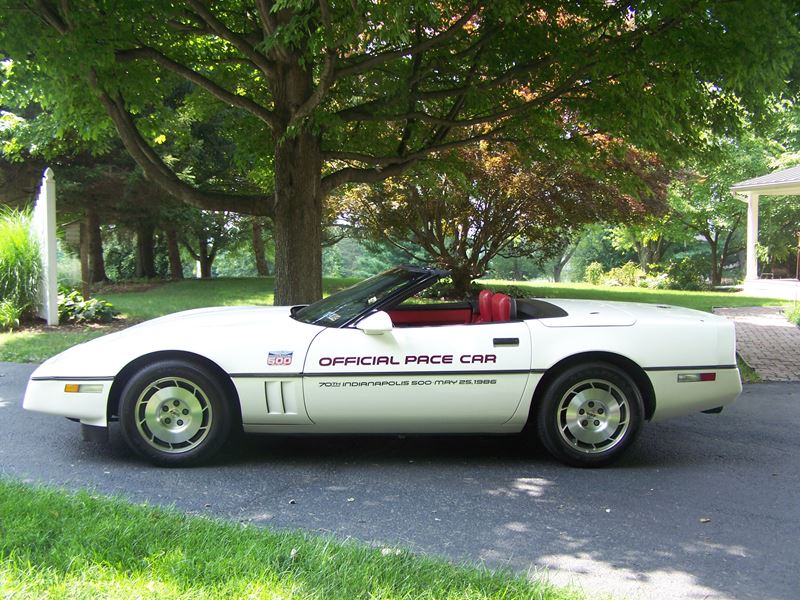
[119,360,232,467]
[535,362,644,467]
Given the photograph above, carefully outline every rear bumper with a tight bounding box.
[23,378,112,427]
[648,368,742,422]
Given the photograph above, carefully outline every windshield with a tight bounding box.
[293,267,427,326]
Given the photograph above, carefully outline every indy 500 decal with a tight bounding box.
[267,351,293,366]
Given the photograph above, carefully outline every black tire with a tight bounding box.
[535,362,644,468]
[118,360,232,467]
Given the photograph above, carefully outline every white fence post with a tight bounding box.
[32,168,59,326]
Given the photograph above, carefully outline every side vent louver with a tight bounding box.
[264,381,298,415]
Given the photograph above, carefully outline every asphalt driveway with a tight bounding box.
[1,361,798,600]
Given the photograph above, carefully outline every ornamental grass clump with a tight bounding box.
[0,207,42,330]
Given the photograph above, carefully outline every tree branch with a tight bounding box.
[334,5,480,80]
[290,0,337,124]
[321,162,417,197]
[29,0,70,34]
[116,47,279,130]
[338,79,578,129]
[322,129,500,167]
[89,72,272,217]
[185,0,276,76]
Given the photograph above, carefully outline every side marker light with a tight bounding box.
[677,373,716,383]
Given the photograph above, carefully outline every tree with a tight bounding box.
[346,141,669,296]
[180,210,244,279]
[1,1,797,302]
[669,135,777,285]
[608,215,688,272]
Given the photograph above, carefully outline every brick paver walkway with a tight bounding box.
[713,306,800,381]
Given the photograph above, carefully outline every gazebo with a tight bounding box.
[731,164,800,281]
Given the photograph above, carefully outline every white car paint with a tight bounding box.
[22,267,742,466]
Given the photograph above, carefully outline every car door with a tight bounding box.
[302,314,532,431]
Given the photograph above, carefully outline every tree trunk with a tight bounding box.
[709,239,721,287]
[165,227,183,280]
[86,208,107,283]
[199,255,213,279]
[252,218,270,276]
[552,262,564,283]
[197,234,213,279]
[272,130,322,305]
[449,267,473,299]
[79,221,90,299]
[135,222,156,279]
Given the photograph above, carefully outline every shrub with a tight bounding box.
[0,299,23,331]
[639,272,670,289]
[605,261,646,287]
[0,207,42,328]
[58,288,119,323]
[665,256,707,291]
[786,304,800,327]
[583,261,605,285]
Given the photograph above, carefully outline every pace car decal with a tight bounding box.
[318,354,497,367]
[267,351,293,366]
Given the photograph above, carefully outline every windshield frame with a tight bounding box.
[292,266,446,328]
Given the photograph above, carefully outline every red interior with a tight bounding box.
[492,293,512,322]
[474,290,494,323]
[387,307,473,327]
[386,290,515,327]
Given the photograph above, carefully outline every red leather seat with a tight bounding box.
[492,293,512,322]
[474,290,494,323]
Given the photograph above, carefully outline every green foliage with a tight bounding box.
[0,299,23,331]
[665,256,708,291]
[569,224,636,279]
[583,262,605,285]
[668,131,781,283]
[487,254,549,281]
[605,262,647,287]
[785,303,800,326]
[0,207,41,328]
[57,289,119,324]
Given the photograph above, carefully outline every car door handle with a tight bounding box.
[493,338,519,347]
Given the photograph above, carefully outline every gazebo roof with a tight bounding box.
[731,164,800,196]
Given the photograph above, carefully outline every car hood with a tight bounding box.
[32,305,320,379]
[537,299,719,327]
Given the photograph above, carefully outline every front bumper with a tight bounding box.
[23,378,113,427]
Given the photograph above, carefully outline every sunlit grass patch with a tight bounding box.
[0,480,580,600]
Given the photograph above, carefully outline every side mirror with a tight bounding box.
[356,311,393,335]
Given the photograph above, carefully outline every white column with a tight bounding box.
[32,168,59,325]
[745,192,759,281]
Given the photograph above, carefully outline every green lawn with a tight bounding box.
[0,276,788,363]
[0,480,579,600]
[480,279,788,313]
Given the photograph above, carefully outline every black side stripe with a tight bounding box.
[229,365,737,379]
[30,376,115,382]
[295,369,531,378]
[644,364,737,372]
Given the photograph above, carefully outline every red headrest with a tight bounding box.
[477,290,494,323]
[492,293,512,322]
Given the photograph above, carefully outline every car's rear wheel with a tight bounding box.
[119,360,232,467]
[535,362,644,467]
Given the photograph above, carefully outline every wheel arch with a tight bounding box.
[107,350,242,427]
[529,351,656,422]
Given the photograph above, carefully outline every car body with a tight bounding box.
[23,266,741,467]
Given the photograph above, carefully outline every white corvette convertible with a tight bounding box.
[24,266,741,467]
